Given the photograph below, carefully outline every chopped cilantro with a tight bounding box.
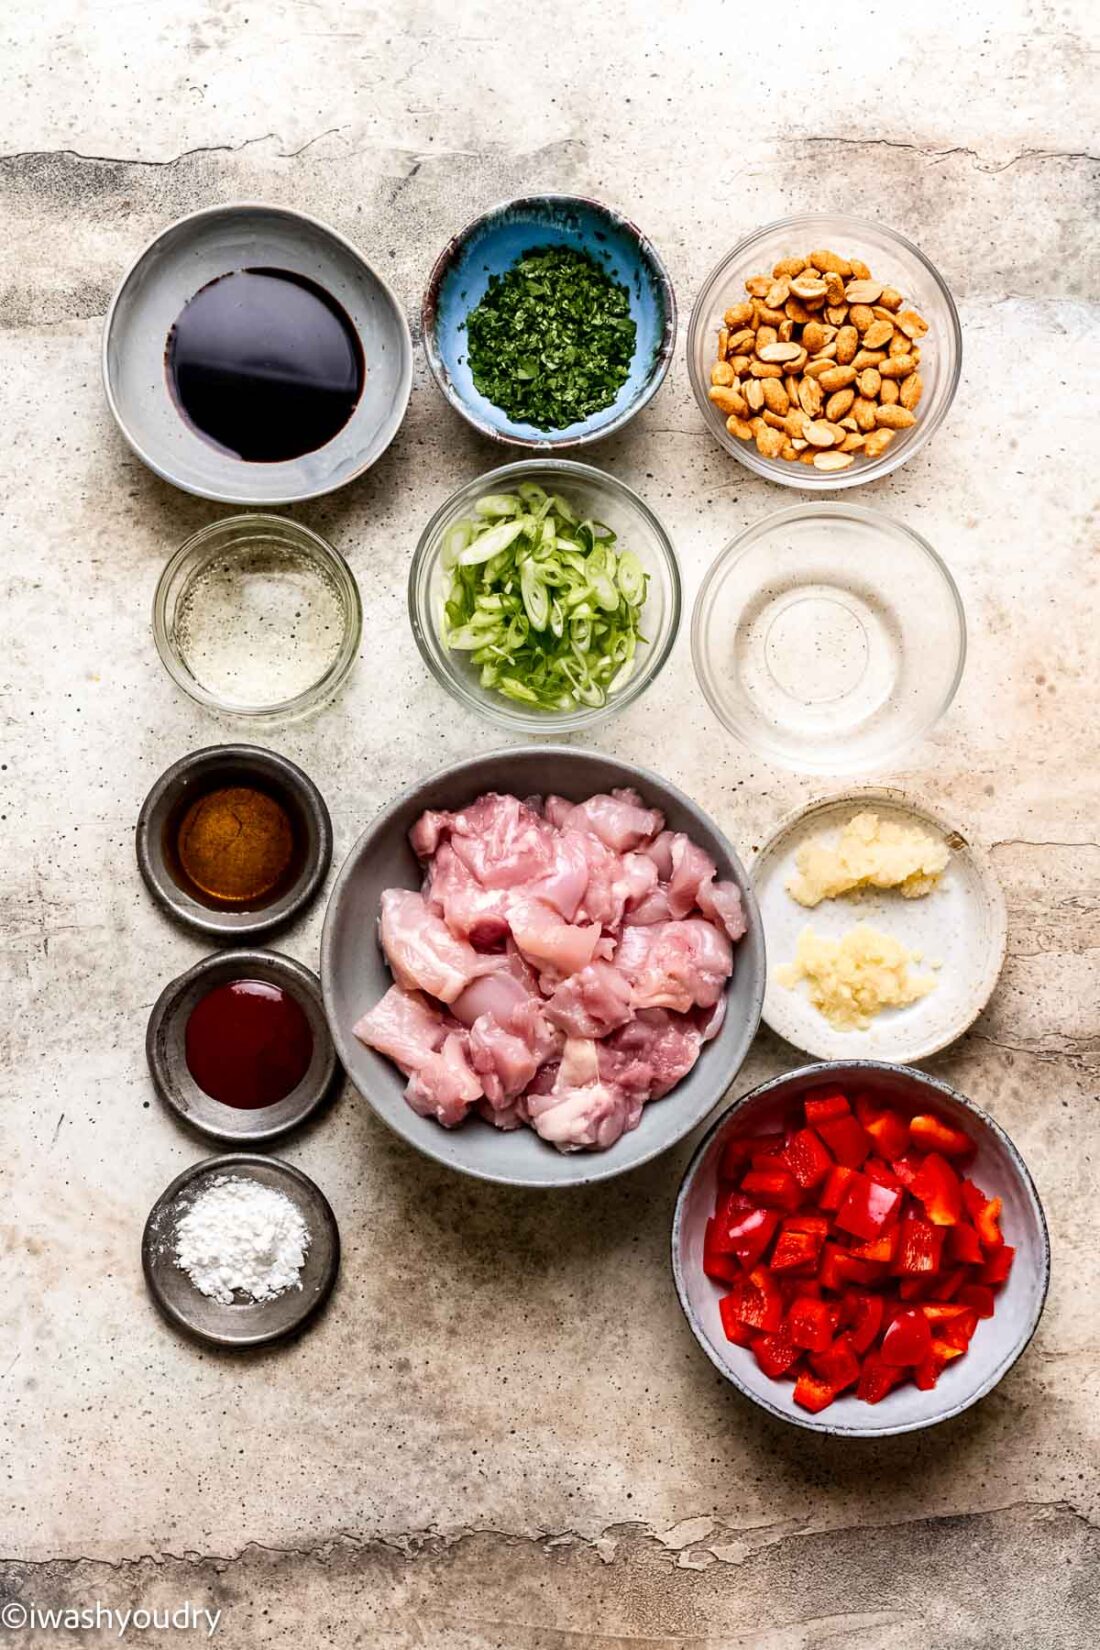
[463,246,637,430]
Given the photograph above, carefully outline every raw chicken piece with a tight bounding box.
[354,987,483,1128]
[597,1008,704,1101]
[569,829,659,930]
[447,793,558,888]
[622,887,673,926]
[546,788,665,853]
[468,1014,542,1105]
[544,961,634,1039]
[477,1094,529,1130]
[404,1033,484,1127]
[425,842,512,946]
[667,834,719,918]
[526,1038,639,1151]
[353,984,447,1068]
[615,919,733,1012]
[507,897,603,978]
[409,809,451,861]
[697,878,747,943]
[379,888,494,1003]
[643,829,677,882]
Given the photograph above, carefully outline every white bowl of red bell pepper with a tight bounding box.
[672,1061,1050,1434]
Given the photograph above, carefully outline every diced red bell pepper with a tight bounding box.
[846,1292,884,1354]
[751,1329,801,1379]
[918,1301,971,1328]
[931,1338,966,1366]
[719,1295,756,1345]
[946,1221,984,1265]
[893,1216,945,1275]
[770,1224,824,1273]
[784,1126,834,1189]
[786,1294,835,1352]
[834,1173,903,1241]
[741,1167,802,1212]
[819,1163,856,1211]
[816,1112,872,1168]
[910,1152,963,1226]
[957,1283,995,1318]
[940,1307,979,1352]
[719,1130,784,1180]
[890,1152,925,1188]
[898,1274,938,1301]
[855,1096,910,1160]
[725,1266,784,1333]
[718,1206,780,1270]
[856,1355,905,1403]
[934,1267,967,1301]
[881,1307,935,1366]
[914,1341,958,1390]
[962,1181,1004,1250]
[809,1332,861,1394]
[980,1245,1015,1286]
[849,1227,900,1264]
[804,1089,850,1125]
[910,1113,974,1159]
[704,1219,742,1282]
[752,1149,794,1175]
[864,1157,902,1189]
[793,1369,840,1413]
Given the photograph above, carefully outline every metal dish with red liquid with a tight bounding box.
[146,950,342,1145]
[672,1062,1049,1436]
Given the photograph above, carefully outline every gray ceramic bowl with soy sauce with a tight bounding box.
[136,745,332,941]
[103,203,412,504]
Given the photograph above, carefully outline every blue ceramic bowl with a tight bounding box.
[422,195,676,449]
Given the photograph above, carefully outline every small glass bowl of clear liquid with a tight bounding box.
[691,503,965,773]
[154,514,362,720]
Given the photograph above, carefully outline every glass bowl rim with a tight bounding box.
[408,456,683,733]
[152,511,363,718]
[690,499,968,772]
[686,212,963,490]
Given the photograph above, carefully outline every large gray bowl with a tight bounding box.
[321,747,765,1187]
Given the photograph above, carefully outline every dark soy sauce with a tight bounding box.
[166,268,365,463]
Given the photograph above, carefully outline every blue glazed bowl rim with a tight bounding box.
[421,193,677,450]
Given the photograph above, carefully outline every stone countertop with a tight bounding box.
[1,2,1097,1644]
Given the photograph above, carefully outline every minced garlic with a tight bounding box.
[787,810,950,908]
[776,923,938,1031]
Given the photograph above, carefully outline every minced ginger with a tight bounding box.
[777,923,938,1031]
[787,810,949,907]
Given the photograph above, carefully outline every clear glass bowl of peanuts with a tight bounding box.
[687,216,962,488]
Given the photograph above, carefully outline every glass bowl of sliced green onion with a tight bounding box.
[409,459,681,732]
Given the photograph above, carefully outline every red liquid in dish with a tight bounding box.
[185,979,314,1109]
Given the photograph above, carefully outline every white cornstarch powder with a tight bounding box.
[173,1176,311,1304]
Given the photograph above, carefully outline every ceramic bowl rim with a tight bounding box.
[685,212,962,490]
[421,192,677,449]
[690,499,967,770]
[101,200,413,504]
[135,742,333,941]
[671,1059,1051,1436]
[320,743,766,1188]
[407,457,682,733]
[145,947,343,1145]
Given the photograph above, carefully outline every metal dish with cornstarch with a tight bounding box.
[136,744,332,941]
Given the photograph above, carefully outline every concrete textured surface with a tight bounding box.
[1,2,1098,1645]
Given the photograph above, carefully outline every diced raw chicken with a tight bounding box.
[597,1008,704,1101]
[379,888,494,1003]
[425,842,512,946]
[357,784,744,1153]
[697,878,747,942]
[353,984,447,1068]
[507,897,603,978]
[544,961,634,1039]
[614,919,733,1012]
[404,1032,483,1127]
[526,1038,640,1151]
[546,788,665,853]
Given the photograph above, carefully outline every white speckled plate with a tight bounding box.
[753,787,1006,1063]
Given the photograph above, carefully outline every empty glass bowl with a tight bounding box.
[408,459,681,733]
[692,503,966,773]
[687,214,962,489]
